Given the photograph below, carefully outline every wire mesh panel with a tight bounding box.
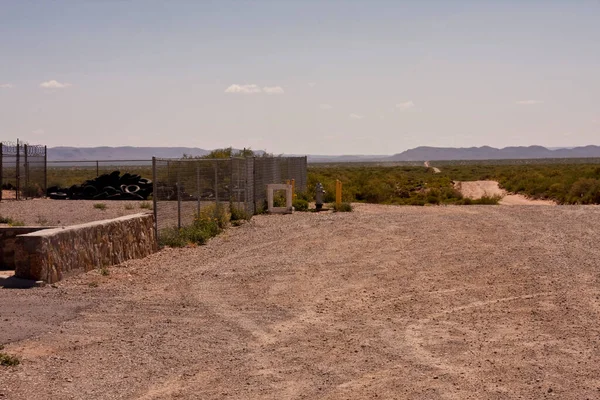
[0,140,48,201]
[23,144,47,199]
[153,158,240,232]
[153,156,307,236]
[253,156,307,212]
[46,160,153,189]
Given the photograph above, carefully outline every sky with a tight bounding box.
[0,0,599,155]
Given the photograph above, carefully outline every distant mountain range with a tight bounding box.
[386,145,600,161]
[47,145,600,163]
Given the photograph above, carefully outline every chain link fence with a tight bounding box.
[0,140,47,201]
[46,160,153,189]
[152,156,307,236]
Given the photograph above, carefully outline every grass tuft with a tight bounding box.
[93,203,107,210]
[0,345,20,367]
[332,202,353,212]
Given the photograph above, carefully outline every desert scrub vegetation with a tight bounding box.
[437,162,600,204]
[0,345,20,367]
[93,203,107,210]
[332,202,353,212]
[308,165,471,206]
[293,198,309,211]
[159,204,230,247]
[0,216,26,226]
[309,161,600,206]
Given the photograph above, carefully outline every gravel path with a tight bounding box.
[0,199,152,226]
[2,204,600,399]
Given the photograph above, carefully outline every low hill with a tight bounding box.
[387,145,600,161]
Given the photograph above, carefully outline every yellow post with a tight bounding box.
[336,179,342,205]
[291,179,296,198]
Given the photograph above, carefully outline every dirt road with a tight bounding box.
[424,161,441,173]
[2,204,600,399]
[455,180,556,205]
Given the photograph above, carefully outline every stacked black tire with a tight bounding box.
[47,171,152,200]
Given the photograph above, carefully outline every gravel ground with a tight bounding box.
[0,197,152,226]
[2,203,600,399]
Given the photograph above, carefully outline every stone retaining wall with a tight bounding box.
[1,226,54,270]
[14,213,157,283]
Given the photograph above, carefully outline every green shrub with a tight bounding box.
[158,204,230,247]
[230,203,251,221]
[0,216,13,224]
[332,202,353,212]
[0,345,20,367]
[93,203,107,210]
[293,199,309,211]
[21,184,43,198]
[139,201,153,210]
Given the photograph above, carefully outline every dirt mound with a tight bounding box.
[455,180,555,205]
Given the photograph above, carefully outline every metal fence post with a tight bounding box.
[96,160,99,177]
[196,163,201,218]
[214,160,219,205]
[177,166,182,230]
[43,145,48,194]
[15,139,20,200]
[24,144,29,199]
[152,157,158,240]
[0,142,3,202]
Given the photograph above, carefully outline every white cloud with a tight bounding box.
[224,84,262,94]
[516,100,543,105]
[350,113,365,119]
[0,83,13,89]
[319,104,333,110]
[224,84,284,95]
[40,80,72,89]
[263,86,284,95]
[396,100,415,110]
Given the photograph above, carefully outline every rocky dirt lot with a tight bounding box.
[1,204,600,399]
[0,197,152,226]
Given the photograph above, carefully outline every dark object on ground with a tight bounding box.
[46,171,153,200]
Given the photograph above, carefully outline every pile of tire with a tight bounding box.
[47,171,153,200]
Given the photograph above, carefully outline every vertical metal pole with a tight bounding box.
[237,159,241,206]
[230,157,234,213]
[252,156,257,213]
[214,160,219,204]
[177,167,182,230]
[24,144,29,199]
[152,157,158,241]
[43,145,47,195]
[0,142,3,202]
[16,139,20,200]
[96,160,99,177]
[196,163,201,218]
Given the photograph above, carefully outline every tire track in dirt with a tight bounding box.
[403,292,554,377]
